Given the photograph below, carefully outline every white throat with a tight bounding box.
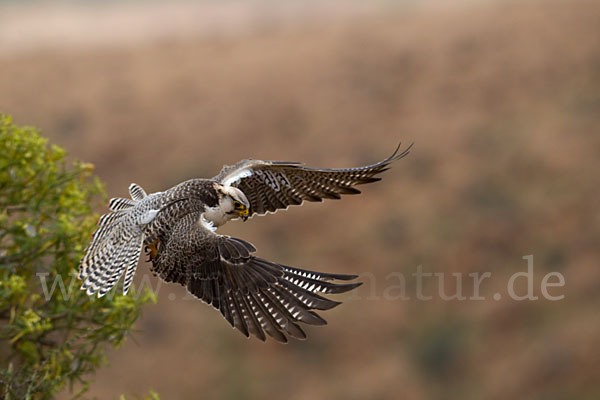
[203,197,235,227]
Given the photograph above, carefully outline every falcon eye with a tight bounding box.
[233,200,243,209]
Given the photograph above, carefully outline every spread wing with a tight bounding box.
[213,143,412,217]
[150,212,361,342]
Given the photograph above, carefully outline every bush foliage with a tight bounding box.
[0,115,157,399]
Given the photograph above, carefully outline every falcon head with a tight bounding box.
[214,183,250,222]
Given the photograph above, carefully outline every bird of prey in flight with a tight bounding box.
[78,144,412,342]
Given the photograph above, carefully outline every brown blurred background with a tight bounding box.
[1,0,599,399]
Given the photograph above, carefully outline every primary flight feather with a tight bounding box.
[79,143,412,342]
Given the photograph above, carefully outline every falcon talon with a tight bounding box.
[77,143,412,342]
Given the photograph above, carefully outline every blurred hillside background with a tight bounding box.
[1,0,599,399]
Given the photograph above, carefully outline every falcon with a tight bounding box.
[79,143,412,342]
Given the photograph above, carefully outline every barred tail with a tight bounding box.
[80,230,145,297]
[78,183,148,297]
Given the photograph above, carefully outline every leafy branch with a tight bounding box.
[0,115,157,399]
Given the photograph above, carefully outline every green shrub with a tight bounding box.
[0,115,157,399]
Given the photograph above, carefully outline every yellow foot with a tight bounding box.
[145,240,159,262]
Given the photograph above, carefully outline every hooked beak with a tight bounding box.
[238,208,249,222]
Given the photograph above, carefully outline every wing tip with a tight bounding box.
[329,281,363,294]
[389,141,414,162]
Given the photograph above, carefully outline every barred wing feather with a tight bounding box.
[150,212,361,342]
[214,143,412,216]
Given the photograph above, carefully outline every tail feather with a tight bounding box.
[129,183,147,201]
[98,234,144,297]
[82,232,144,297]
[97,209,127,227]
[122,236,144,295]
[80,212,127,278]
[81,234,123,293]
[109,197,136,211]
[79,183,150,297]
[101,239,135,293]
